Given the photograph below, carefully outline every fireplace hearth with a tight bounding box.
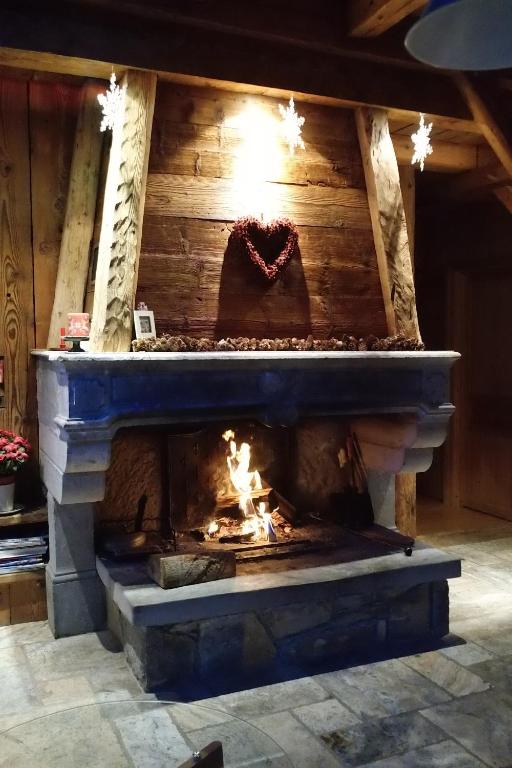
[34,349,460,677]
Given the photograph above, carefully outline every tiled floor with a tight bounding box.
[1,506,512,767]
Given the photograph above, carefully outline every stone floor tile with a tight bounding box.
[168,702,234,733]
[401,651,490,697]
[358,739,488,768]
[321,711,446,767]
[0,705,129,768]
[0,647,39,716]
[465,655,512,691]
[0,621,53,650]
[293,697,360,735]
[422,689,512,767]
[188,716,292,767]
[316,658,451,719]
[251,711,340,768]
[440,642,495,667]
[113,707,192,768]
[23,631,125,683]
[36,675,96,709]
[217,677,328,719]
[451,610,512,657]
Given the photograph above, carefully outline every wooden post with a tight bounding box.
[356,108,420,536]
[47,82,103,349]
[89,70,157,352]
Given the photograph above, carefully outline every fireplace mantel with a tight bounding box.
[33,349,459,637]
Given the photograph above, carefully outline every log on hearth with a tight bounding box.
[148,551,236,589]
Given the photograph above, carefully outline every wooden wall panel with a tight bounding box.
[138,83,387,339]
[0,78,35,437]
[29,80,81,348]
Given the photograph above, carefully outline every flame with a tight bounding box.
[221,429,275,542]
[207,521,219,537]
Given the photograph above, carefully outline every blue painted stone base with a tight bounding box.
[106,579,449,691]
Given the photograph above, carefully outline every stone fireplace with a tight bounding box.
[34,349,460,687]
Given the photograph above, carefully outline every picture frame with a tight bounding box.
[133,309,156,339]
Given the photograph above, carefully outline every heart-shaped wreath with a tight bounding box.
[230,217,299,281]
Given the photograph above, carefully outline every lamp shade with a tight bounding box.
[405,0,512,70]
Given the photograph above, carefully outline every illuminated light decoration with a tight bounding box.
[97,72,125,132]
[278,96,305,156]
[224,104,283,221]
[411,113,433,172]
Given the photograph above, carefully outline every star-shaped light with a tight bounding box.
[278,96,305,156]
[97,73,125,132]
[411,113,433,172]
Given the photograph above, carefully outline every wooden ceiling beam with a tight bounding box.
[0,6,480,135]
[349,0,427,37]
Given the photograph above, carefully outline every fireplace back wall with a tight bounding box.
[136,82,388,340]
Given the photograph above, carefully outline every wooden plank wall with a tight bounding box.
[0,78,35,439]
[0,74,80,438]
[416,194,512,521]
[138,84,388,339]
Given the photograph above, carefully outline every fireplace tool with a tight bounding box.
[336,434,414,557]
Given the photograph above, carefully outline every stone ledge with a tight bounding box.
[97,543,461,628]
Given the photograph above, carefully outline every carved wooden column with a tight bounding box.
[89,70,157,352]
[356,107,420,535]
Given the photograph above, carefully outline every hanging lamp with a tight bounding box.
[405,0,512,70]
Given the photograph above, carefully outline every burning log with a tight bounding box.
[218,532,256,544]
[148,551,236,589]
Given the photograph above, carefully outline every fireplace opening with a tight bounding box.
[96,418,414,577]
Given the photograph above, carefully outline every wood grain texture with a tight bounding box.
[47,81,103,348]
[349,0,427,36]
[138,84,387,339]
[356,107,420,339]
[90,70,157,352]
[0,585,9,625]
[0,78,35,437]
[9,575,47,623]
[29,79,81,348]
[392,134,478,172]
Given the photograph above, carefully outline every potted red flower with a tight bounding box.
[0,429,31,513]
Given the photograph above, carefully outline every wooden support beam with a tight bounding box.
[356,107,421,339]
[455,73,512,179]
[392,134,479,173]
[357,108,420,536]
[349,0,427,37]
[437,162,510,202]
[47,81,103,349]
[89,70,156,352]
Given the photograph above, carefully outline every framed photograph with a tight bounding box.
[133,309,156,339]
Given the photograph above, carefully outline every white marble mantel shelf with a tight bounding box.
[33,349,459,367]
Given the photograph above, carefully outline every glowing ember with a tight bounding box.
[207,521,219,537]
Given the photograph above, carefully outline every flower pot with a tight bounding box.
[0,475,15,514]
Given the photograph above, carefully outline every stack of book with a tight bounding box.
[0,536,48,574]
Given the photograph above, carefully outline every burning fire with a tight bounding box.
[222,429,274,542]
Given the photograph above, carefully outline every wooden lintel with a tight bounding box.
[393,134,479,173]
[349,0,427,37]
[0,0,480,135]
[89,70,156,352]
[356,107,421,340]
[47,81,103,349]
